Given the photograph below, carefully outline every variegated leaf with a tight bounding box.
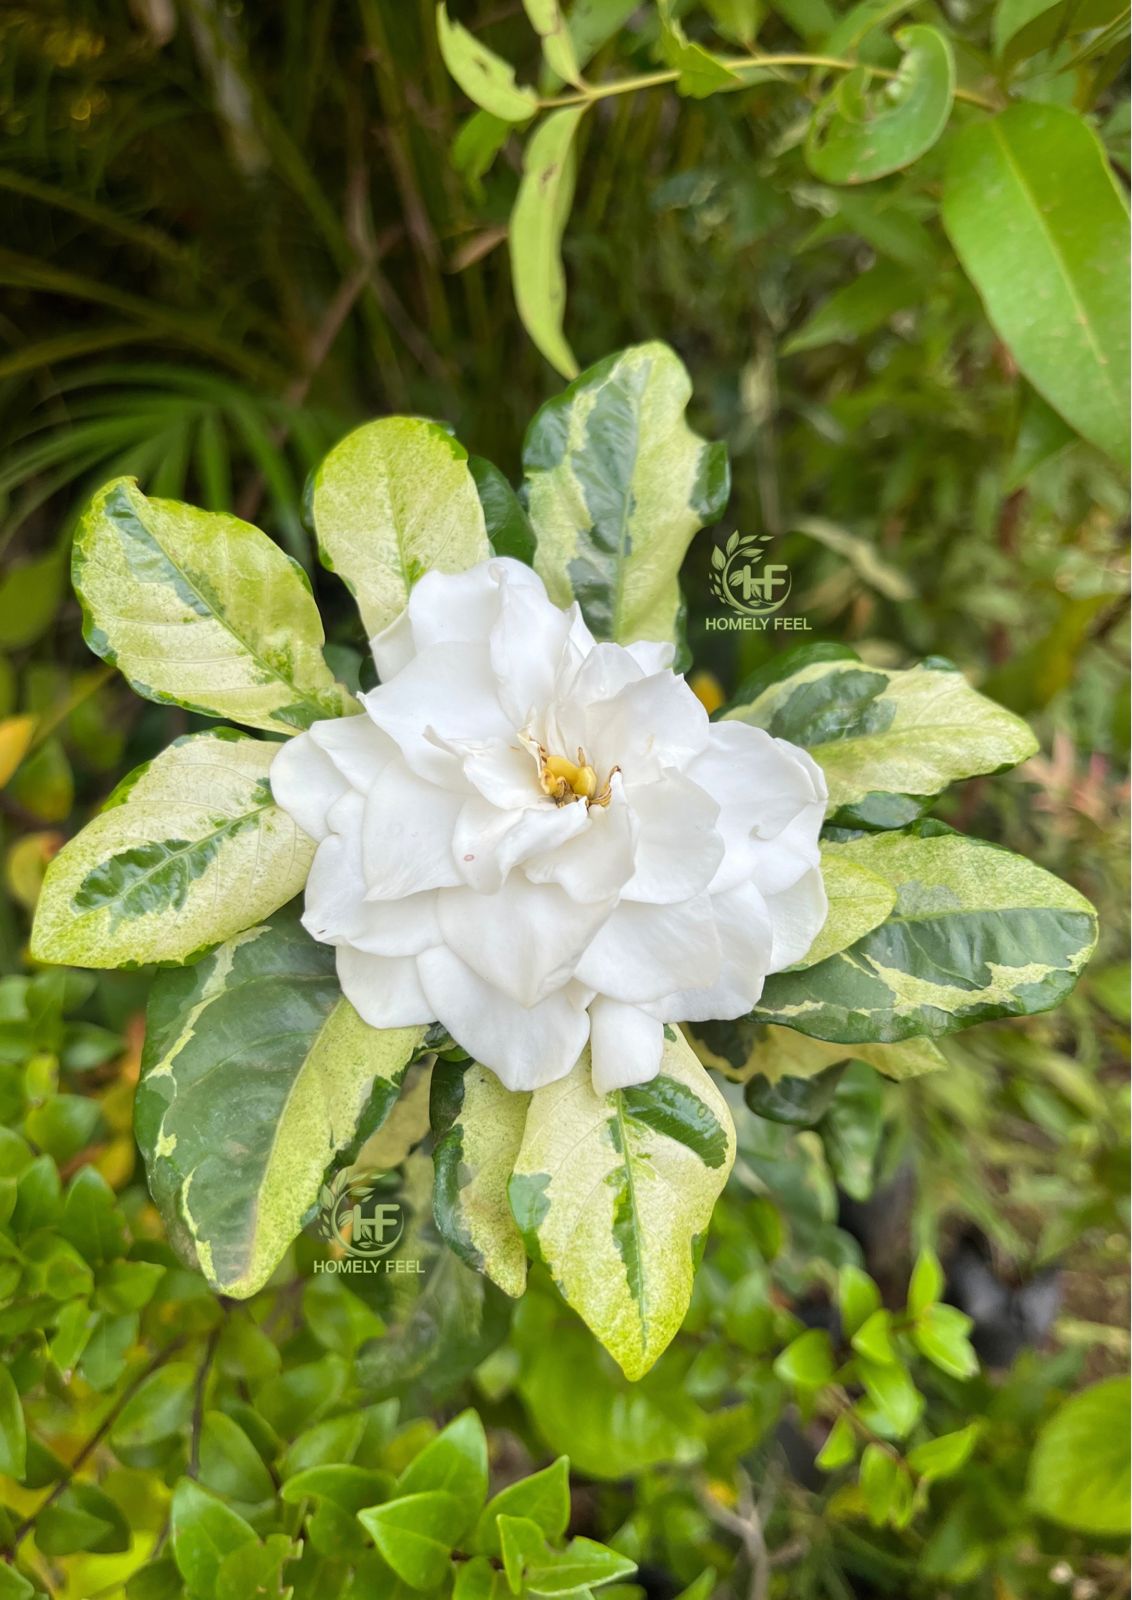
[795,843,897,969]
[431,1061,529,1298]
[754,826,1097,1043]
[688,1020,947,1082]
[135,904,427,1298]
[523,343,730,654]
[723,647,1038,827]
[73,478,354,734]
[508,1028,735,1380]
[309,417,490,641]
[30,729,313,970]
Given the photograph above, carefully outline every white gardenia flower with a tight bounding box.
[270,558,828,1097]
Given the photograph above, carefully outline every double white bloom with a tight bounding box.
[271,559,827,1095]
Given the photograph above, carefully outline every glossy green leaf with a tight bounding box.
[396,1410,488,1527]
[357,1490,462,1589]
[110,1363,197,1452]
[135,904,426,1297]
[912,1303,978,1378]
[72,478,354,734]
[525,1536,638,1594]
[819,1060,883,1200]
[783,261,922,354]
[523,0,582,84]
[839,1264,881,1336]
[658,6,743,96]
[745,1063,846,1127]
[773,1328,836,1389]
[723,651,1038,823]
[816,1414,857,1470]
[510,107,587,378]
[0,1364,26,1479]
[171,1478,257,1596]
[851,1308,896,1365]
[755,827,1097,1044]
[942,102,1130,464]
[524,343,729,652]
[907,1423,980,1482]
[31,729,312,969]
[469,456,536,565]
[474,1457,571,1556]
[509,1029,735,1379]
[309,416,490,641]
[432,1061,530,1298]
[37,1482,130,1556]
[907,1248,944,1317]
[805,27,955,184]
[199,1410,277,1504]
[436,5,539,121]
[1026,1378,1131,1534]
[858,1356,923,1435]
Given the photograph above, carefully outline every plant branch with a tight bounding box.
[540,53,1000,113]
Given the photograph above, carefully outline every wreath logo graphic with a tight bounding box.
[315,1168,406,1259]
[709,531,793,616]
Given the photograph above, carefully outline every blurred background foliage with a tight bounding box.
[0,1,1127,1596]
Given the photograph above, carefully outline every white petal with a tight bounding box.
[438,877,612,1007]
[309,713,395,793]
[650,880,774,1023]
[370,608,415,681]
[452,794,588,893]
[417,948,591,1091]
[524,779,638,903]
[446,736,541,812]
[360,761,463,897]
[620,769,722,904]
[336,946,432,1028]
[576,894,720,1004]
[362,643,512,787]
[625,639,676,674]
[490,571,576,728]
[764,864,828,970]
[589,999,664,1096]
[270,731,348,843]
[689,722,825,895]
[585,670,709,783]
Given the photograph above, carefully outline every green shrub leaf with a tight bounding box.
[474,1456,571,1555]
[942,103,1130,464]
[357,1489,463,1589]
[73,478,354,734]
[508,1029,735,1379]
[524,342,729,653]
[31,729,312,969]
[805,27,955,184]
[437,5,539,122]
[510,106,588,379]
[1026,1378,1131,1535]
[135,904,427,1297]
[309,417,490,640]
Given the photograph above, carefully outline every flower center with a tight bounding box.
[537,745,616,808]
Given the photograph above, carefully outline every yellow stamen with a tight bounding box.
[538,745,612,807]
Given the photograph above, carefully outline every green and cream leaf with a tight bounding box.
[795,844,897,968]
[523,343,730,653]
[309,417,490,641]
[135,904,427,1298]
[73,478,354,735]
[432,1062,530,1299]
[724,652,1038,822]
[754,827,1097,1043]
[508,1029,735,1380]
[687,1019,947,1082]
[31,730,313,969]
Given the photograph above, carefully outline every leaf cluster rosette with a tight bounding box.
[30,341,1097,1378]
